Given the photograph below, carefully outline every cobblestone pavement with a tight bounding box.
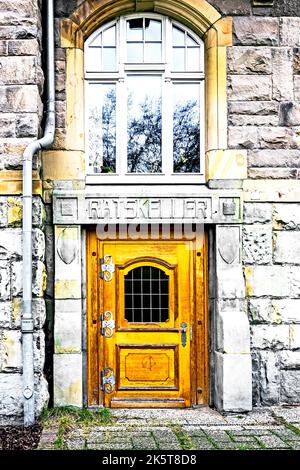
[38,406,300,451]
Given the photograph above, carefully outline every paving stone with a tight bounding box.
[87,443,133,450]
[132,437,158,450]
[65,438,85,450]
[257,435,293,449]
[190,438,216,450]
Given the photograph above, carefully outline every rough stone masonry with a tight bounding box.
[0,0,300,424]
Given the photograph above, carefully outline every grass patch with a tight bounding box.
[170,425,194,450]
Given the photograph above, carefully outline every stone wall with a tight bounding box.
[225,5,300,405]
[0,0,48,424]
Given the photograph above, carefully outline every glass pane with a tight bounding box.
[145,42,162,62]
[127,75,162,173]
[145,19,162,41]
[89,31,102,47]
[172,47,185,71]
[88,84,116,174]
[85,48,101,72]
[173,84,200,173]
[102,47,116,71]
[187,47,200,71]
[102,25,116,46]
[172,26,185,46]
[127,42,143,63]
[125,267,169,323]
[187,34,198,46]
[127,18,144,41]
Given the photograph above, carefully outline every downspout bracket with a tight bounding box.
[21,319,34,333]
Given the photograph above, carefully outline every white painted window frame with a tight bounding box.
[84,13,205,184]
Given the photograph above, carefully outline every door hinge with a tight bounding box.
[101,367,115,394]
[100,255,115,281]
[100,311,115,338]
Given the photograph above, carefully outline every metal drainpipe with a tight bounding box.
[22,0,55,426]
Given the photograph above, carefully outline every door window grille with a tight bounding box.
[125,266,169,323]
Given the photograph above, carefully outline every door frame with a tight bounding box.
[86,226,209,407]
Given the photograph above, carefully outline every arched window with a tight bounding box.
[85,14,205,183]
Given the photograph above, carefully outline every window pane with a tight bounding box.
[127,42,143,62]
[127,18,143,41]
[186,34,198,46]
[173,84,200,173]
[172,47,185,71]
[172,26,185,46]
[102,47,116,71]
[145,19,162,41]
[127,75,162,173]
[85,48,101,72]
[186,47,200,71]
[103,25,116,46]
[145,42,162,62]
[88,84,116,174]
[125,267,169,323]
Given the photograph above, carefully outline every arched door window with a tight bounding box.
[85,14,205,183]
[124,266,169,323]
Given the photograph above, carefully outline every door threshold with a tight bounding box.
[110,398,187,408]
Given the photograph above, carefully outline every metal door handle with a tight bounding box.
[181,322,187,347]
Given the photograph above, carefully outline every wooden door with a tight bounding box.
[87,233,208,408]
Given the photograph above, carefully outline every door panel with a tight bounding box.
[87,233,208,408]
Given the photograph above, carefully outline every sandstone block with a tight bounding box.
[251,325,290,349]
[0,330,22,371]
[0,85,39,113]
[279,102,300,127]
[248,298,273,324]
[16,113,39,137]
[34,330,45,373]
[0,197,7,226]
[0,260,10,300]
[258,127,294,149]
[233,17,279,46]
[228,126,258,149]
[273,203,300,230]
[35,375,49,417]
[10,297,46,329]
[274,231,300,264]
[54,353,83,407]
[280,371,300,403]
[0,373,22,418]
[0,302,11,328]
[289,325,300,349]
[208,0,251,15]
[228,47,272,74]
[248,168,297,179]
[32,228,45,261]
[272,48,294,101]
[32,260,46,297]
[290,266,300,298]
[294,76,300,100]
[248,149,300,168]
[0,40,7,55]
[217,267,245,299]
[54,299,82,353]
[272,299,300,324]
[243,225,272,264]
[0,228,22,255]
[216,310,250,354]
[214,352,252,412]
[280,351,300,369]
[228,76,272,101]
[245,265,290,297]
[0,56,36,85]
[33,196,46,228]
[7,39,39,56]
[244,203,272,223]
[280,17,300,46]
[0,113,15,137]
[257,350,280,405]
